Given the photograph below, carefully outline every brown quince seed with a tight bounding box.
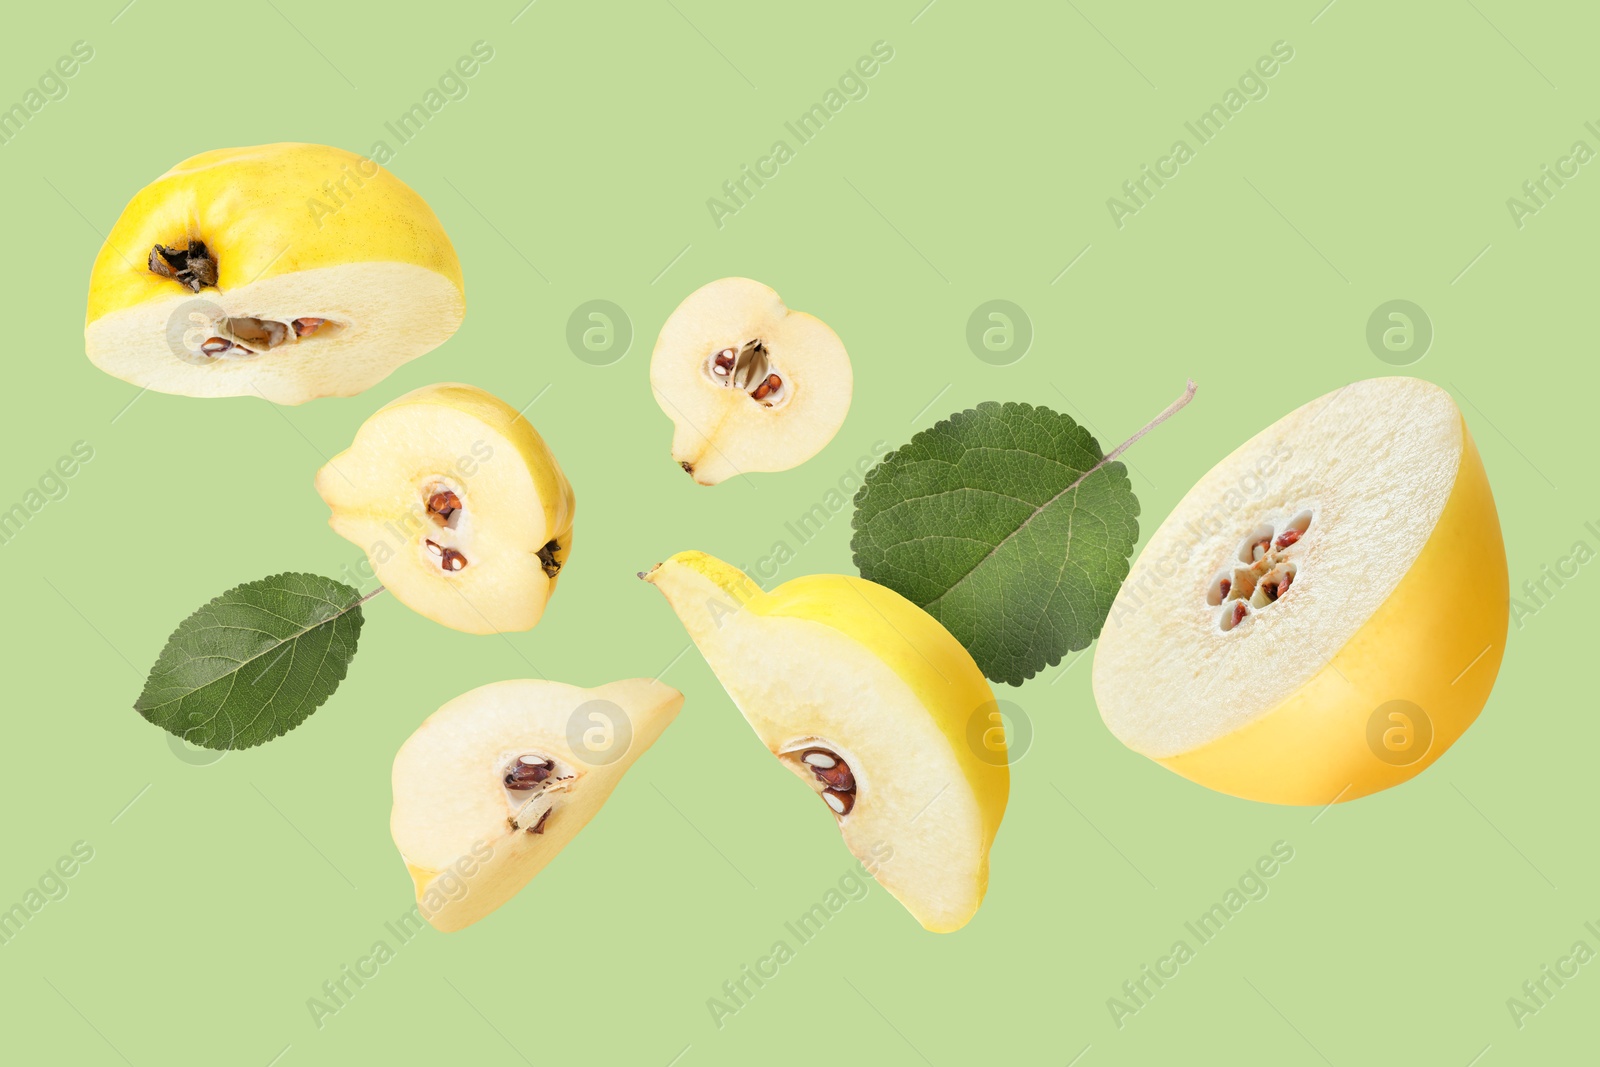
[801,748,855,792]
[427,490,461,525]
[505,755,554,790]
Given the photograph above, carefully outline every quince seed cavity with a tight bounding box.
[427,489,461,527]
[185,310,339,363]
[1209,511,1313,630]
[794,745,857,818]
[505,754,554,790]
[704,340,789,404]
[503,755,575,833]
[731,339,769,390]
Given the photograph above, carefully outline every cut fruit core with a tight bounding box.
[194,315,334,361]
[502,753,575,835]
[415,479,565,581]
[150,241,337,361]
[427,490,462,528]
[1207,510,1313,632]
[779,740,858,819]
[419,480,471,573]
[705,340,790,408]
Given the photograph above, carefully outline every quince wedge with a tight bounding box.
[315,383,574,635]
[643,551,1007,932]
[391,678,683,932]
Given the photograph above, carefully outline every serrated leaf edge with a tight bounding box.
[849,402,1139,686]
[134,571,368,750]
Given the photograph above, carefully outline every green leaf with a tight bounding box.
[135,572,368,749]
[851,401,1140,686]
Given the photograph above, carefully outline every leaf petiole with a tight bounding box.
[1070,379,1197,497]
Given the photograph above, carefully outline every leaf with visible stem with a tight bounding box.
[134,573,384,749]
[852,381,1196,685]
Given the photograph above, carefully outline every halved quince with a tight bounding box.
[643,551,1006,932]
[392,678,682,932]
[1093,377,1508,805]
[85,143,462,404]
[315,383,573,634]
[650,278,852,485]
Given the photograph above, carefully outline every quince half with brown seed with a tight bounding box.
[1093,377,1508,804]
[85,143,462,404]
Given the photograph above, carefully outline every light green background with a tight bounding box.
[2,1,1595,1063]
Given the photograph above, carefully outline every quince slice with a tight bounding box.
[392,678,682,932]
[644,551,1007,932]
[315,383,573,634]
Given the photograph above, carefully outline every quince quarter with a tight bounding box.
[316,383,574,635]
[392,678,682,932]
[644,551,1007,932]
